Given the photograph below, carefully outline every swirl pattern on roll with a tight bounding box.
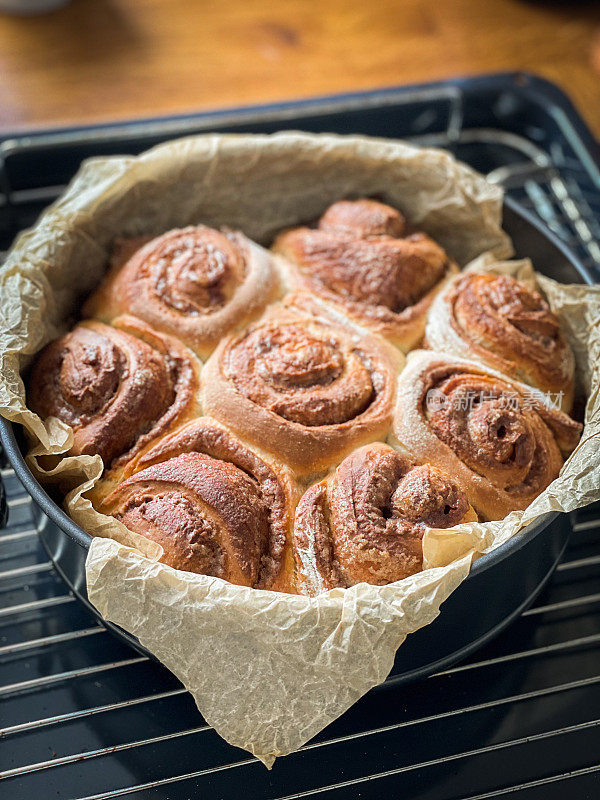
[201,300,403,474]
[273,199,457,350]
[27,317,200,468]
[84,226,281,358]
[101,418,295,590]
[393,351,582,520]
[294,443,477,594]
[426,272,575,411]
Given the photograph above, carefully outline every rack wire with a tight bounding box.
[1,465,599,799]
[1,79,599,799]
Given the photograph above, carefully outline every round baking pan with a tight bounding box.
[0,196,592,686]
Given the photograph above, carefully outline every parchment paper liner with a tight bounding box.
[0,132,598,767]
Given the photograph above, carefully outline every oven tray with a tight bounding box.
[1,73,600,799]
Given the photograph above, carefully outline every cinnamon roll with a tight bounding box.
[84,226,282,359]
[201,299,403,476]
[273,199,458,351]
[294,443,477,595]
[27,316,201,469]
[99,418,296,591]
[393,351,582,520]
[426,272,575,412]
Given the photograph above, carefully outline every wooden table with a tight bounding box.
[0,0,599,137]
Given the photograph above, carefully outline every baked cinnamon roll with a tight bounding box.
[27,316,201,469]
[273,199,458,351]
[99,418,296,591]
[201,299,403,476]
[393,351,582,520]
[294,443,477,595]
[426,272,575,412]
[84,226,282,359]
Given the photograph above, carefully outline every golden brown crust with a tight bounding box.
[293,442,477,595]
[27,316,201,469]
[393,351,582,521]
[99,418,297,591]
[319,199,408,238]
[425,272,575,411]
[26,206,585,592]
[83,226,282,359]
[200,298,403,476]
[273,199,458,351]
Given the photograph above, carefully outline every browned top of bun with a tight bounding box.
[273,199,456,349]
[201,298,402,474]
[294,442,477,594]
[106,417,296,591]
[426,272,575,410]
[84,226,281,358]
[27,317,199,468]
[394,352,582,520]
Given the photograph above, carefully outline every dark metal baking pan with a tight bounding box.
[0,191,591,685]
[2,73,600,800]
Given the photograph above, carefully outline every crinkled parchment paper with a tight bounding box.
[1,132,599,767]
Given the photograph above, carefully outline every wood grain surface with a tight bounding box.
[0,0,598,136]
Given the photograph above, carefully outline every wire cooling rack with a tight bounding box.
[1,74,599,799]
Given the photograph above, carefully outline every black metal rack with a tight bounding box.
[1,73,599,799]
